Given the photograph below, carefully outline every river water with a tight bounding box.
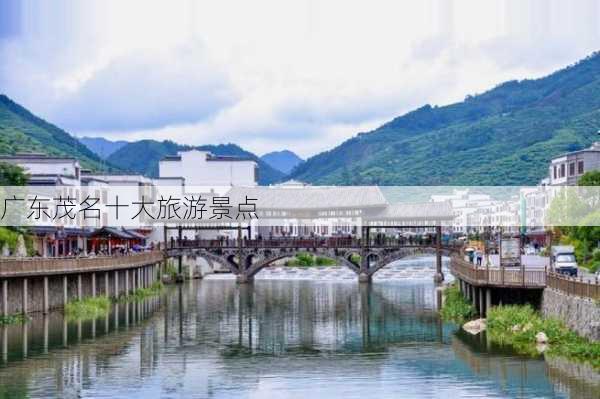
[1,258,599,399]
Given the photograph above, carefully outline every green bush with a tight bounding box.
[487,305,600,369]
[285,253,337,267]
[65,296,111,320]
[0,314,29,325]
[440,284,475,323]
[120,281,164,302]
[0,227,18,252]
[315,256,336,266]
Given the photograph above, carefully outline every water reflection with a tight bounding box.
[0,280,598,398]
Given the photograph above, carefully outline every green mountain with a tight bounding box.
[0,95,111,171]
[78,136,129,159]
[261,150,304,174]
[290,52,600,185]
[106,140,286,185]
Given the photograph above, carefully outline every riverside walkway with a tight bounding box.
[0,251,164,316]
[450,256,600,316]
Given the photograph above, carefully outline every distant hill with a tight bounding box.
[0,95,112,171]
[290,52,600,185]
[78,137,128,159]
[106,140,286,185]
[260,150,304,174]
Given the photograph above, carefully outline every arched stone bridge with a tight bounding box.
[166,238,459,283]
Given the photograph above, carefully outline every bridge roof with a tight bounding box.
[369,202,454,221]
[225,186,388,210]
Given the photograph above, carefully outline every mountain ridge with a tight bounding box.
[289,51,600,185]
[260,150,304,174]
[106,140,286,185]
[78,136,129,159]
[0,94,112,171]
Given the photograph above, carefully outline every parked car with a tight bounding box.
[551,245,578,277]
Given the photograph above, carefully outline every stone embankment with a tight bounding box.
[542,288,600,341]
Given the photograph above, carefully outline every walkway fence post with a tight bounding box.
[22,278,28,315]
[2,280,7,317]
[63,276,68,306]
[43,276,49,314]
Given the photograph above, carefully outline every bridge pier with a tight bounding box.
[358,273,371,284]
[236,274,254,284]
[434,225,444,284]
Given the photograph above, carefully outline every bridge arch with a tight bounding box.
[363,247,453,277]
[167,243,458,283]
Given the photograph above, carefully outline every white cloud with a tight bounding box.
[1,0,600,158]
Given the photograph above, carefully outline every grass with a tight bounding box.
[64,296,111,320]
[0,314,29,325]
[285,252,337,267]
[164,260,179,279]
[440,284,475,323]
[487,305,600,370]
[65,281,164,320]
[119,281,164,302]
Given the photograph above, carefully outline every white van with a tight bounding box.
[551,245,578,276]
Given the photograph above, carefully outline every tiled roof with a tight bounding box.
[225,186,387,209]
[371,202,454,221]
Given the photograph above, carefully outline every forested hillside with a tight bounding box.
[290,52,600,185]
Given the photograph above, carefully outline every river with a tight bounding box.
[0,258,599,398]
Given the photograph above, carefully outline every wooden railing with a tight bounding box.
[546,272,600,301]
[168,237,463,251]
[450,256,546,288]
[0,251,164,278]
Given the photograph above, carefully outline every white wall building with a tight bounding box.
[548,140,600,186]
[159,150,258,192]
[0,153,82,186]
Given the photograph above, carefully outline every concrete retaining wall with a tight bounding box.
[1,264,160,315]
[542,288,600,341]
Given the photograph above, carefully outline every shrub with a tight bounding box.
[65,296,111,320]
[440,284,475,323]
[486,305,600,369]
[0,314,29,325]
[120,281,164,302]
[315,256,336,266]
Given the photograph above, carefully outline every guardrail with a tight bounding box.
[450,256,546,288]
[546,272,600,301]
[0,251,164,278]
[168,237,463,250]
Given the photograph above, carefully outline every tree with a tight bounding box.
[578,170,600,186]
[0,162,28,186]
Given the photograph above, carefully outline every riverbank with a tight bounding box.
[0,314,29,325]
[440,287,600,370]
[487,305,600,370]
[64,281,164,320]
[118,281,164,302]
[440,284,474,323]
[65,296,111,320]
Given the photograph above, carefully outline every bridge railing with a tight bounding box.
[547,272,600,301]
[167,236,463,250]
[0,251,164,278]
[450,256,546,288]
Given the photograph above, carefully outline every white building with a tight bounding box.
[548,140,600,186]
[0,153,82,186]
[159,150,258,192]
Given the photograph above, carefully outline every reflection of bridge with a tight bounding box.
[165,226,459,283]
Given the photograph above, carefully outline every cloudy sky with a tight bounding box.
[1,0,600,158]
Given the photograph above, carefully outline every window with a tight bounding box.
[560,164,565,178]
[569,162,575,176]
[553,165,557,179]
[578,160,584,174]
